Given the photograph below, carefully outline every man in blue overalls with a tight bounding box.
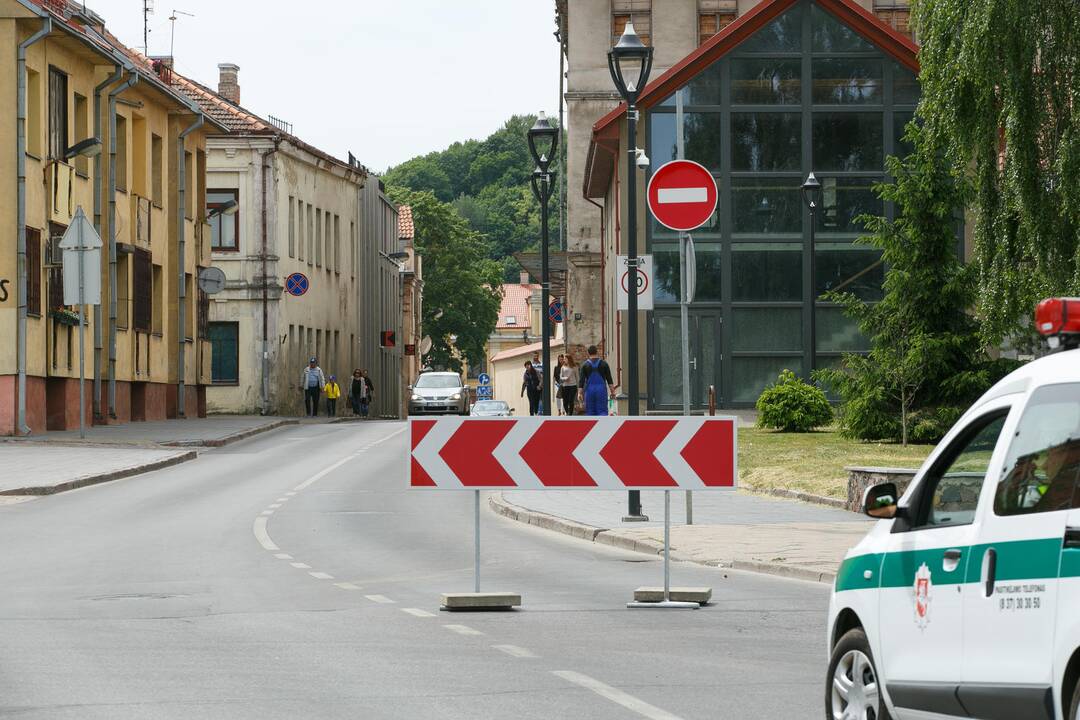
[577,345,615,416]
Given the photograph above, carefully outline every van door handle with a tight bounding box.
[1065,528,1080,549]
[943,548,962,572]
[982,548,997,597]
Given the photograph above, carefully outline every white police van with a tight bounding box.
[826,298,1080,720]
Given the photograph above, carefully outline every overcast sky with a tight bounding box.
[86,0,561,173]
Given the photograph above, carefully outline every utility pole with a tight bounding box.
[143,0,153,56]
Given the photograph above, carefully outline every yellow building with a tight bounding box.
[0,0,224,435]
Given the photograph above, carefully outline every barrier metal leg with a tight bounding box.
[628,490,698,609]
[474,489,480,593]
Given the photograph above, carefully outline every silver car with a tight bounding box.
[409,372,469,416]
[470,400,513,417]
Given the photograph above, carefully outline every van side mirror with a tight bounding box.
[863,482,900,519]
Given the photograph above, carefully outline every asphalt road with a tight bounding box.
[0,421,831,719]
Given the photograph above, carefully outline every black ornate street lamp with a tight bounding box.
[609,21,653,520]
[528,112,558,416]
[802,171,823,374]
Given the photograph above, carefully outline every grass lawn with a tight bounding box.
[738,426,935,500]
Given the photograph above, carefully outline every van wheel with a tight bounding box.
[1070,680,1079,720]
[826,628,891,720]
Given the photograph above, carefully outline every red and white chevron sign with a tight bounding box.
[410,417,737,490]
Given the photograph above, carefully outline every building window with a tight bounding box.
[334,214,341,274]
[25,228,41,316]
[288,196,296,258]
[133,247,152,332]
[874,0,912,39]
[47,67,67,161]
[117,253,130,328]
[306,203,313,265]
[209,322,239,384]
[612,0,651,46]
[132,115,147,196]
[151,134,163,204]
[698,0,736,45]
[184,151,194,218]
[315,208,323,267]
[152,264,163,334]
[207,189,239,251]
[26,68,42,157]
[73,93,89,175]
[115,115,128,191]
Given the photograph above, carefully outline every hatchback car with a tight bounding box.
[408,372,469,415]
[470,400,512,417]
[826,297,1080,720]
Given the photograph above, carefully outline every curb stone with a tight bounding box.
[0,450,198,496]
[164,419,299,448]
[750,487,848,511]
[489,492,837,585]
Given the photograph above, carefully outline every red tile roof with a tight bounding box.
[398,206,414,241]
[490,340,544,363]
[497,282,539,330]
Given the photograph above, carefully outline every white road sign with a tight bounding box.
[60,207,102,306]
[616,254,653,311]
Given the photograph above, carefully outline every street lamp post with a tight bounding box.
[528,112,558,416]
[802,172,822,374]
[609,21,652,520]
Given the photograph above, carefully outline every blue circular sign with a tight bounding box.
[285,272,309,297]
[548,300,563,323]
[477,373,491,386]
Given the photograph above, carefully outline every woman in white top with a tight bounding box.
[559,354,578,416]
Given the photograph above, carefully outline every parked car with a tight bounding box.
[825,297,1080,720]
[470,400,513,417]
[408,372,469,416]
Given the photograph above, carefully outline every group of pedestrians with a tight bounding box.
[520,345,615,417]
[300,357,375,419]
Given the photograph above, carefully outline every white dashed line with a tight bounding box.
[401,608,436,618]
[261,510,274,516]
[334,582,361,591]
[364,594,395,604]
[274,553,293,560]
[290,562,311,569]
[269,503,283,509]
[293,455,356,492]
[309,571,334,580]
[492,644,537,658]
[552,671,685,720]
[284,492,296,496]
[443,624,484,636]
[253,517,279,551]
[275,497,289,502]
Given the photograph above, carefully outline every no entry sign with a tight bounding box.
[410,417,737,490]
[647,160,718,232]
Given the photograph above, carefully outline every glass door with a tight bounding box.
[650,312,722,410]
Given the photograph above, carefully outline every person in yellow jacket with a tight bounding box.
[324,375,341,418]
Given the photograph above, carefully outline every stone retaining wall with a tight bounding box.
[846,466,919,512]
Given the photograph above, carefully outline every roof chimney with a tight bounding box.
[520,271,531,285]
[218,63,240,105]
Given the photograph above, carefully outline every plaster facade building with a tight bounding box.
[171,65,403,418]
[559,0,916,409]
[0,0,222,435]
[398,206,423,410]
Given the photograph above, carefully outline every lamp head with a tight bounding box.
[802,172,823,210]
[208,199,238,218]
[64,136,103,160]
[528,111,559,172]
[608,20,653,103]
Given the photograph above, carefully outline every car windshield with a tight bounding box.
[415,374,461,389]
[475,401,508,411]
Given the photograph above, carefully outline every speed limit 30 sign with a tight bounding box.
[647,160,718,232]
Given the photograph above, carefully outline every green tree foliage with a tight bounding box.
[383,115,563,281]
[816,124,1014,445]
[388,189,502,372]
[756,369,834,433]
[914,0,1080,343]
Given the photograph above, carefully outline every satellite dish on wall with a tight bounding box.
[419,336,432,355]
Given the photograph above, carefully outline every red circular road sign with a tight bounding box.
[646,160,718,232]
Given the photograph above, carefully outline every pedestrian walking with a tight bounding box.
[553,354,565,415]
[578,345,615,416]
[324,375,341,417]
[357,369,375,418]
[521,360,542,416]
[560,353,578,416]
[301,357,326,418]
[348,369,364,416]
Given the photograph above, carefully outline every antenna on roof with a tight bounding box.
[143,0,154,55]
[169,9,195,59]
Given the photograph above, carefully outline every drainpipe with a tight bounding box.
[260,139,279,415]
[585,196,606,362]
[16,17,52,436]
[92,64,122,420]
[176,112,203,418]
[107,67,137,418]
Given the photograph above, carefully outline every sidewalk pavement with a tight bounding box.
[0,444,195,495]
[493,489,872,584]
[12,415,297,448]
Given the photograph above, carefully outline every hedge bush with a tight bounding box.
[756,369,834,432]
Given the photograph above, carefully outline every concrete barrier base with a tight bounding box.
[440,592,521,610]
[632,586,712,604]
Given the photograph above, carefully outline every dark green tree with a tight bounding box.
[817,124,1007,445]
[914,0,1080,343]
[388,189,502,372]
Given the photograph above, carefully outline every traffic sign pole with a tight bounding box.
[77,217,86,440]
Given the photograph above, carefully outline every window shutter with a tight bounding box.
[26,228,42,316]
[133,247,152,332]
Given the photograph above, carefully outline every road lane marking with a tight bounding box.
[261,510,274,516]
[401,608,436,618]
[284,492,296,496]
[293,455,355,492]
[290,562,311,569]
[275,497,289,502]
[443,624,484,636]
[269,503,283,509]
[253,517,279,551]
[493,644,536,658]
[309,571,334,580]
[365,594,395,604]
[274,553,293,560]
[552,671,685,720]
[334,582,361,590]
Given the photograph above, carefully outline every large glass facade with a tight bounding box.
[645,0,919,407]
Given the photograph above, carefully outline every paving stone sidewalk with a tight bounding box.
[14,415,296,447]
[495,489,873,584]
[0,445,195,495]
